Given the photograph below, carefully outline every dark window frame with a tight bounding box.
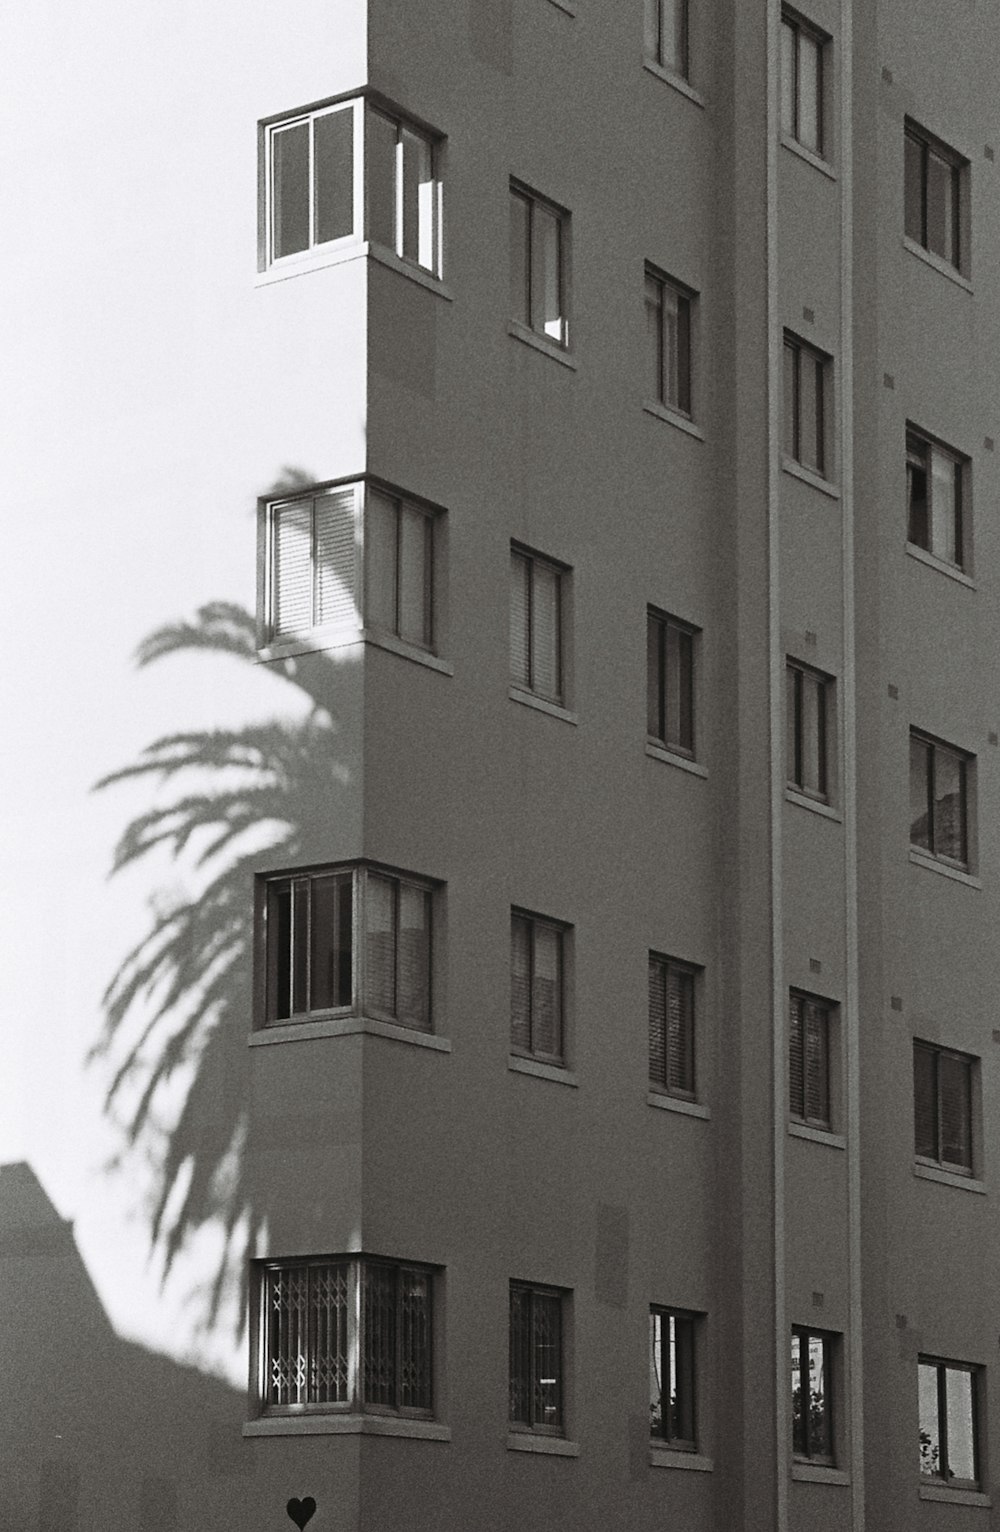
[909,730,970,871]
[509,1281,566,1436]
[510,909,567,1065]
[509,181,570,348]
[643,0,689,78]
[648,953,698,1100]
[919,1356,981,1489]
[783,332,830,478]
[791,1326,836,1464]
[646,608,697,757]
[510,544,567,705]
[904,120,966,274]
[649,1306,698,1450]
[789,990,832,1131]
[644,265,695,418]
[781,8,828,157]
[786,659,831,802]
[913,1040,975,1177]
[905,426,967,571]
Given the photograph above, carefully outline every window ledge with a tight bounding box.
[546,0,575,13]
[255,238,366,288]
[919,1484,990,1506]
[781,135,837,180]
[649,1446,713,1472]
[361,629,454,674]
[905,543,975,588]
[902,237,972,292]
[641,58,705,107]
[507,1433,579,1457]
[784,788,842,822]
[367,242,452,299]
[908,849,980,888]
[250,1016,451,1052]
[645,743,708,778]
[914,1162,984,1194]
[509,1055,578,1088]
[507,321,577,369]
[647,1091,710,1121]
[788,1122,845,1150]
[244,1415,451,1440]
[509,687,577,724]
[781,458,840,499]
[258,628,365,663]
[792,1463,850,1486]
[643,401,705,440]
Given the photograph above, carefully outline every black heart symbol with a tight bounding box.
[287,1497,316,1529]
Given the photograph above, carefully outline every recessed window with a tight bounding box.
[781,10,826,157]
[783,332,830,477]
[904,120,967,273]
[260,480,438,653]
[786,660,830,801]
[509,1282,565,1435]
[649,1308,698,1449]
[510,183,569,347]
[906,427,967,571]
[644,267,694,417]
[648,954,696,1099]
[909,731,970,870]
[643,0,688,78]
[255,1256,434,1417]
[647,609,696,755]
[791,1327,835,1463]
[260,864,433,1032]
[261,97,441,274]
[919,1357,980,1488]
[511,911,565,1064]
[914,1040,974,1176]
[789,990,831,1130]
[510,545,566,704]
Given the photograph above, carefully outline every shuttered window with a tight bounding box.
[647,610,696,755]
[268,486,360,642]
[913,1041,974,1175]
[648,955,697,1098]
[510,546,565,704]
[511,912,565,1063]
[259,1257,433,1417]
[789,991,831,1129]
[509,1283,564,1434]
[649,1308,698,1448]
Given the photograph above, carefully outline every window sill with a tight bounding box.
[788,1122,845,1150]
[914,1162,984,1194]
[647,1091,710,1121]
[367,242,452,300]
[510,1055,578,1088]
[649,1446,713,1472]
[785,788,842,823]
[509,687,577,724]
[546,0,575,13]
[908,849,980,888]
[259,627,365,664]
[643,401,705,441]
[781,135,837,180]
[255,238,366,287]
[507,1433,579,1457]
[645,743,708,779]
[507,321,577,369]
[919,1483,990,1506]
[905,543,975,588]
[781,458,840,499]
[362,629,454,675]
[792,1463,850,1486]
[249,1015,451,1052]
[902,237,972,293]
[244,1415,451,1441]
[641,58,705,108]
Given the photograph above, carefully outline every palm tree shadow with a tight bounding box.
[92,590,354,1334]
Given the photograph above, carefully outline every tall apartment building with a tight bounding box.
[6,0,1000,1528]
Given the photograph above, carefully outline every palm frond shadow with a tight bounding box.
[93,599,349,1332]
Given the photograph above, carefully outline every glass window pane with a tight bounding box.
[644,0,660,62]
[667,967,694,1095]
[907,439,930,549]
[926,149,956,264]
[365,873,397,1016]
[675,293,691,414]
[930,448,959,565]
[532,924,562,1058]
[909,735,932,851]
[661,0,686,74]
[791,1333,806,1454]
[530,561,561,701]
[804,1000,829,1125]
[533,1293,562,1428]
[672,1316,696,1442]
[313,107,355,245]
[398,1268,432,1410]
[533,203,564,341]
[807,1335,831,1457]
[783,342,798,459]
[786,666,800,784]
[510,916,532,1051]
[781,22,795,137]
[400,126,434,268]
[800,672,825,795]
[798,32,821,153]
[648,957,667,1086]
[510,192,530,326]
[398,506,431,647]
[798,352,821,473]
[509,1286,532,1425]
[645,274,663,402]
[904,133,924,244]
[676,627,694,752]
[938,1052,971,1170]
[649,1311,664,1434]
[397,884,430,1029]
[662,284,680,407]
[933,747,966,864]
[919,1362,941,1476]
[509,552,531,687]
[647,614,663,740]
[362,1261,397,1406]
[945,1369,976,1482]
[267,882,293,1021]
[366,108,397,251]
[913,1044,938,1160]
[365,490,398,634]
[272,121,311,259]
[310,872,351,1011]
[292,880,309,1016]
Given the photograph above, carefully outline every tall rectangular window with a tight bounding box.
[257,1257,433,1417]
[906,427,966,570]
[791,1328,835,1463]
[648,955,696,1099]
[904,121,966,272]
[510,545,565,704]
[643,0,689,78]
[789,991,831,1130]
[913,1041,974,1175]
[783,332,829,477]
[511,912,565,1063]
[509,1283,564,1435]
[644,267,694,416]
[261,864,433,1032]
[365,489,434,649]
[647,609,696,756]
[919,1358,980,1488]
[786,660,830,801]
[649,1308,697,1449]
[909,731,970,870]
[510,183,569,347]
[780,10,826,156]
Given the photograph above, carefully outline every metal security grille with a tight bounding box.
[509,1283,563,1433]
[265,1260,350,1408]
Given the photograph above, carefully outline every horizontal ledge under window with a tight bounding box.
[509,687,577,724]
[650,1447,713,1472]
[902,237,974,293]
[791,1463,851,1486]
[362,630,454,674]
[509,1055,578,1088]
[781,135,837,180]
[546,0,575,13]
[642,401,705,440]
[507,321,579,369]
[249,1015,451,1052]
[367,243,453,299]
[788,1121,846,1150]
[645,743,708,778]
[781,457,840,498]
[243,1415,451,1440]
[905,543,976,588]
[254,240,368,287]
[785,788,842,822]
[647,1091,710,1120]
[918,1484,991,1507]
[507,1433,580,1457]
[914,1162,985,1194]
[908,850,981,888]
[641,59,706,106]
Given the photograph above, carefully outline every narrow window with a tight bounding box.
[786,660,830,801]
[909,731,970,870]
[783,333,829,477]
[509,1283,564,1435]
[789,990,831,1130]
[509,183,569,346]
[511,912,565,1063]
[510,545,565,704]
[913,1041,974,1175]
[791,1328,835,1463]
[780,10,826,156]
[903,120,966,272]
[649,1308,698,1449]
[906,428,966,570]
[919,1358,980,1488]
[648,955,697,1099]
[643,0,689,78]
[365,490,434,649]
[644,266,694,416]
[647,609,696,755]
